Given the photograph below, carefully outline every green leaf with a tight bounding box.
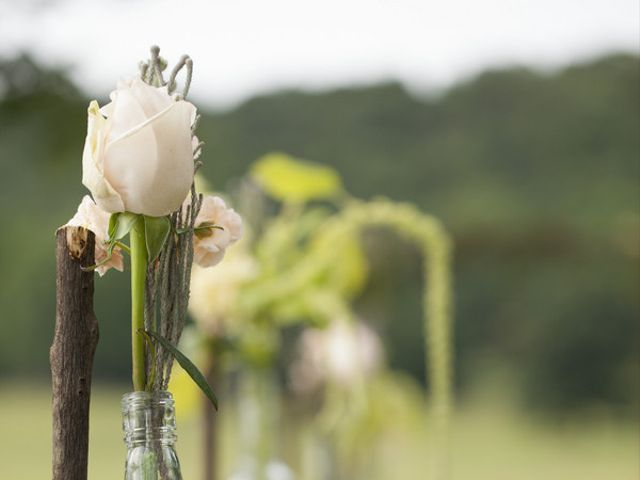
[143,215,171,262]
[108,213,120,239]
[193,222,224,239]
[109,212,139,241]
[251,152,343,203]
[176,223,223,236]
[142,329,219,410]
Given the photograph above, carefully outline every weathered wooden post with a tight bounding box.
[50,226,99,480]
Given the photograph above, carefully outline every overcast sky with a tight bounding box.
[0,0,638,108]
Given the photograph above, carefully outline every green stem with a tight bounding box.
[130,215,147,391]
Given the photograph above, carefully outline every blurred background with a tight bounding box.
[0,0,638,479]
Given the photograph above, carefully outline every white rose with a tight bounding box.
[66,195,124,276]
[82,78,197,217]
[192,195,243,267]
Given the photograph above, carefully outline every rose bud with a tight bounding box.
[82,78,197,217]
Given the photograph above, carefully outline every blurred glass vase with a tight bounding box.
[228,367,294,480]
[122,391,183,480]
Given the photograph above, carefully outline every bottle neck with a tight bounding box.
[122,391,177,448]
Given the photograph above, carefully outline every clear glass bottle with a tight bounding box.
[122,391,183,480]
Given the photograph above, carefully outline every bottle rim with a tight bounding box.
[121,390,174,408]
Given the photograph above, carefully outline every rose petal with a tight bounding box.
[81,101,125,213]
[129,79,173,118]
[192,195,243,268]
[104,100,194,216]
[194,248,226,268]
[105,82,150,141]
[65,195,124,276]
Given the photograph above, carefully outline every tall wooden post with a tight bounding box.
[50,226,99,480]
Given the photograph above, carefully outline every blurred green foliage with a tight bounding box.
[0,53,637,414]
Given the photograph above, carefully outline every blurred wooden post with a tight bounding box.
[202,354,219,480]
[50,227,99,480]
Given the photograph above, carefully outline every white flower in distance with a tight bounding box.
[193,196,243,267]
[189,242,258,337]
[82,78,197,217]
[290,320,384,394]
[66,195,124,276]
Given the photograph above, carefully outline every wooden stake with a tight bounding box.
[51,227,99,480]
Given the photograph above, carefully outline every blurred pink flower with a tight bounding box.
[290,320,384,394]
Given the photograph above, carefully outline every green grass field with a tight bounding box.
[1,382,637,479]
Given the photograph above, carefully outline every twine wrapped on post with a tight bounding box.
[50,226,99,480]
